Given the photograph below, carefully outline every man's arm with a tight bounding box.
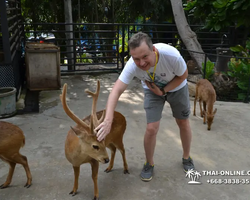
[145,68,188,96]
[95,79,128,141]
[162,68,188,93]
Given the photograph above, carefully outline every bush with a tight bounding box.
[202,60,215,80]
[227,39,250,101]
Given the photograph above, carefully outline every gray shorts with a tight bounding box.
[144,84,190,123]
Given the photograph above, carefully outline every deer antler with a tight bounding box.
[60,83,94,134]
[85,80,106,128]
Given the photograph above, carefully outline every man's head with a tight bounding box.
[128,32,157,71]
[128,32,153,51]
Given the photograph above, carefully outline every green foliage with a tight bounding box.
[184,0,250,31]
[114,0,173,23]
[174,35,181,50]
[227,39,250,100]
[76,53,93,64]
[21,0,174,25]
[118,32,128,54]
[202,60,215,80]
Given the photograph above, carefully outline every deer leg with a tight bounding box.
[203,102,207,124]
[193,96,197,116]
[199,100,203,117]
[0,161,16,189]
[69,166,80,196]
[116,142,129,174]
[105,144,116,173]
[90,160,99,200]
[7,153,32,188]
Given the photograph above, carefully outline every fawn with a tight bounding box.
[60,80,129,200]
[193,79,217,130]
[0,121,32,188]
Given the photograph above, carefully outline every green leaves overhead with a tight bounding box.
[21,0,174,24]
[185,0,250,31]
[213,0,229,9]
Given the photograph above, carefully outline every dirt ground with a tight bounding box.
[0,73,250,200]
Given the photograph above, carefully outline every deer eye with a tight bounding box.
[93,145,99,150]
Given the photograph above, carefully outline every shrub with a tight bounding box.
[227,39,250,101]
[202,60,215,80]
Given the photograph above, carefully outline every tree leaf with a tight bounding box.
[227,71,234,77]
[233,0,244,10]
[214,24,221,31]
[237,93,246,100]
[213,0,229,8]
[230,45,246,52]
[242,1,250,10]
[246,40,250,50]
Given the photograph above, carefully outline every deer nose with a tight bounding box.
[104,158,109,163]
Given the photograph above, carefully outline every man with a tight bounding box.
[95,32,195,182]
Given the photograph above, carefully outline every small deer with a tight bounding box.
[0,121,32,188]
[193,79,217,130]
[60,80,129,200]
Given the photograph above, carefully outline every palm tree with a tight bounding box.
[186,169,202,184]
[185,169,195,181]
[194,171,202,182]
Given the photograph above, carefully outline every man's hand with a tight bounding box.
[145,80,163,96]
[95,120,112,141]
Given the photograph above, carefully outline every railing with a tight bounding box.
[22,23,232,74]
[1,15,249,102]
[24,23,122,74]
[0,0,24,92]
[0,0,24,64]
[182,48,250,103]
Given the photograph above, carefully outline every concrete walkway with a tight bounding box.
[1,73,250,200]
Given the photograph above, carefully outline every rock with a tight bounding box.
[188,81,196,97]
[187,60,197,74]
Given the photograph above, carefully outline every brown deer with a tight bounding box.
[193,79,217,130]
[60,80,129,200]
[0,121,32,188]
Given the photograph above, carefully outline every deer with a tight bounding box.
[60,80,129,200]
[193,79,217,130]
[0,121,32,188]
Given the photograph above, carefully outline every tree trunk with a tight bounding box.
[64,0,74,70]
[170,0,206,70]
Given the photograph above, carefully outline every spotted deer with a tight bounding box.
[0,121,32,188]
[193,79,217,130]
[60,80,129,200]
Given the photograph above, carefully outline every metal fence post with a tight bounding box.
[0,0,12,64]
[121,25,125,69]
[203,54,207,79]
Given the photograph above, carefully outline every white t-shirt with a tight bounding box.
[119,43,187,92]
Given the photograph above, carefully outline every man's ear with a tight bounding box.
[153,46,156,52]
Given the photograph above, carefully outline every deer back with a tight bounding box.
[196,79,217,130]
[196,79,216,105]
[83,110,127,146]
[0,121,25,157]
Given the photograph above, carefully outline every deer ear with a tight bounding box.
[213,108,217,114]
[70,126,88,138]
